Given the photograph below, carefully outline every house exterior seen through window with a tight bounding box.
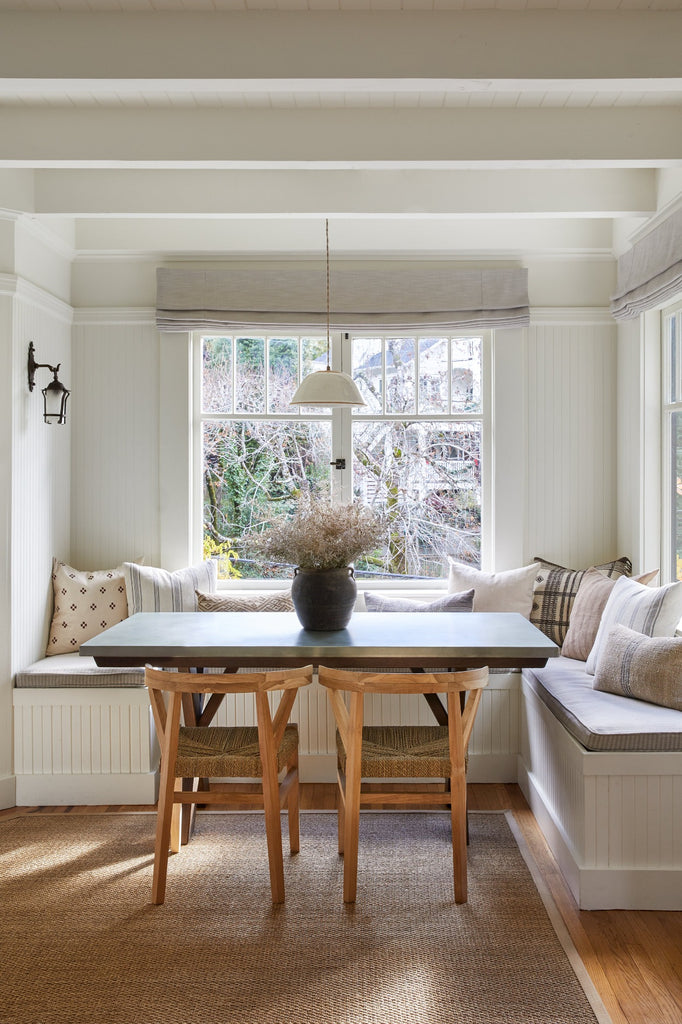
[198,331,486,583]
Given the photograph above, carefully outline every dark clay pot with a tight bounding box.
[291,566,357,631]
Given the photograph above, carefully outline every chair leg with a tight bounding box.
[151,692,182,906]
[343,693,364,903]
[287,751,300,856]
[448,692,468,904]
[337,771,346,855]
[256,692,286,904]
[170,779,182,854]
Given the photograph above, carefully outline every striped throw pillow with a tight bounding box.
[593,624,682,711]
[123,561,217,614]
[585,575,682,674]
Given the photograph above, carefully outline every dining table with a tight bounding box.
[80,609,558,672]
[81,609,558,726]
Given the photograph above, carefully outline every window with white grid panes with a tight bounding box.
[197,330,487,582]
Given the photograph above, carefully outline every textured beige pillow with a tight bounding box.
[562,567,659,661]
[47,560,128,655]
[593,623,682,711]
[447,560,540,617]
[196,590,294,612]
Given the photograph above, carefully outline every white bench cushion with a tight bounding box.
[523,656,682,752]
[14,653,145,689]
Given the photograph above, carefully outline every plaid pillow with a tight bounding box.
[530,556,632,646]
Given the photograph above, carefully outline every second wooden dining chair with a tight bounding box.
[318,665,489,904]
[145,663,313,905]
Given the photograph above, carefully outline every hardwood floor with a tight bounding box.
[2,783,680,1024]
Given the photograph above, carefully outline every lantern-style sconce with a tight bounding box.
[27,342,70,425]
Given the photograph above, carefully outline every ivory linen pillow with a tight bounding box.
[562,567,659,662]
[196,590,294,612]
[47,559,128,655]
[365,589,474,613]
[123,560,217,614]
[585,575,682,675]
[447,560,539,618]
[593,624,682,711]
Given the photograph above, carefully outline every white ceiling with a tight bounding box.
[0,8,680,260]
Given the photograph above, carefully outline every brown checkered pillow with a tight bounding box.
[530,556,632,646]
[47,559,129,655]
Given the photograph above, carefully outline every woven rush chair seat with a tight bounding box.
[336,725,454,779]
[145,663,313,906]
[319,665,489,905]
[177,724,299,779]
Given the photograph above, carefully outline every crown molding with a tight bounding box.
[530,306,614,325]
[73,307,155,325]
[628,193,682,246]
[0,273,73,324]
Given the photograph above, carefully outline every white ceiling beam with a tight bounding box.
[1,77,681,103]
[32,168,656,218]
[1,11,681,82]
[1,106,680,166]
[70,215,617,258]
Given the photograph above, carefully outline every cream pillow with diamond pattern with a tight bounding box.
[47,559,129,655]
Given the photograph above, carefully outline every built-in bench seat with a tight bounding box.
[518,656,682,911]
[15,653,145,688]
[12,654,157,806]
[522,655,682,752]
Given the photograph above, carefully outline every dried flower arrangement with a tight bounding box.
[253,498,383,572]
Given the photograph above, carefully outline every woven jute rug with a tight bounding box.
[0,811,612,1024]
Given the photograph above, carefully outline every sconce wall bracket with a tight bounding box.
[27,341,60,392]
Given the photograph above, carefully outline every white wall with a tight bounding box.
[0,216,72,809]
[525,314,618,568]
[71,315,160,569]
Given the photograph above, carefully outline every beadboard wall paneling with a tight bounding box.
[526,322,618,568]
[71,323,161,569]
[12,687,158,805]
[12,292,71,674]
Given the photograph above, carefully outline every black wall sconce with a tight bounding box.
[27,342,70,425]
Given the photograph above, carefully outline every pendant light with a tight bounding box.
[290,220,366,408]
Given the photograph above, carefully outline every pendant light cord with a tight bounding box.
[325,218,331,372]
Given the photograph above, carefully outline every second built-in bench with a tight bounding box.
[518,656,682,911]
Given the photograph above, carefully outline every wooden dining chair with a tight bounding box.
[145,663,313,905]
[317,665,489,904]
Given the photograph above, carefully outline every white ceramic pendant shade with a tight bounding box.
[290,218,366,409]
[290,367,365,407]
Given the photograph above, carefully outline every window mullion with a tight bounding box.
[331,330,351,504]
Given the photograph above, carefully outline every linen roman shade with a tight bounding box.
[156,264,529,332]
[611,208,682,321]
